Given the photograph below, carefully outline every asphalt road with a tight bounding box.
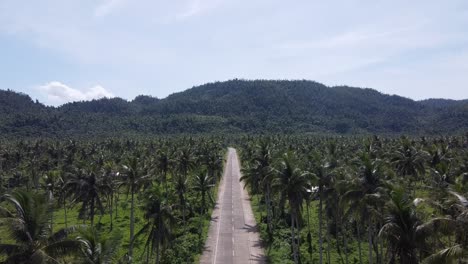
[200,148,266,264]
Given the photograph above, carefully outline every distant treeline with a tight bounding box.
[1,80,467,138]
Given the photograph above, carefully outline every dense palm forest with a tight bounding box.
[238,135,468,264]
[0,137,226,263]
[1,134,467,263]
[1,80,467,138]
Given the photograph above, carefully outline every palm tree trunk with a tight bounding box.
[306,201,313,264]
[319,188,323,264]
[344,222,348,264]
[368,219,373,264]
[110,192,113,231]
[90,196,95,226]
[156,242,160,264]
[357,221,363,264]
[50,205,54,234]
[129,188,135,262]
[202,191,206,214]
[379,223,384,264]
[199,200,203,242]
[265,184,273,238]
[115,192,119,219]
[326,215,331,264]
[279,192,286,218]
[296,213,301,264]
[291,211,299,264]
[146,243,150,264]
[63,198,68,228]
[182,204,186,224]
[156,215,162,264]
[163,171,168,198]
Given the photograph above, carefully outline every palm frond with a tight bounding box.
[422,244,465,264]
[44,239,82,258]
[416,217,456,238]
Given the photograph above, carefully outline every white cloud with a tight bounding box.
[38,81,114,105]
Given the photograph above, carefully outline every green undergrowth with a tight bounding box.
[0,187,217,264]
[250,194,372,264]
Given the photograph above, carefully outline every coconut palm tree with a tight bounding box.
[64,168,111,226]
[240,140,275,238]
[200,146,223,182]
[22,157,40,191]
[0,190,81,263]
[192,171,214,214]
[422,191,468,264]
[75,227,122,264]
[41,170,63,233]
[391,137,428,188]
[155,148,171,195]
[342,152,387,264]
[101,161,119,231]
[307,150,333,264]
[174,172,189,224]
[174,147,195,179]
[135,186,175,264]
[273,151,310,264]
[121,155,151,263]
[379,187,455,264]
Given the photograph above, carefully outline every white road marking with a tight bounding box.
[212,154,230,264]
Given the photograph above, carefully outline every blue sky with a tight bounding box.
[1,0,467,105]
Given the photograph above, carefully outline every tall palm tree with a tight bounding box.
[307,150,332,264]
[342,152,387,264]
[75,227,122,264]
[121,155,150,262]
[174,172,189,224]
[391,138,428,187]
[101,161,119,231]
[273,151,310,264]
[423,191,468,264]
[240,140,275,238]
[155,148,171,195]
[41,170,63,234]
[135,186,175,264]
[192,171,214,214]
[175,147,195,179]
[379,187,454,264]
[22,157,40,190]
[199,145,223,182]
[64,168,111,226]
[0,190,81,263]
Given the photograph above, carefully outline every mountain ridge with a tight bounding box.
[1,80,467,138]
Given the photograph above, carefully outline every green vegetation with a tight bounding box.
[1,80,467,263]
[0,138,225,263]
[238,135,468,264]
[1,80,467,138]
[1,133,467,264]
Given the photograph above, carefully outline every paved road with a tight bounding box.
[200,148,266,264]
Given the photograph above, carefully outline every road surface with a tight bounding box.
[200,148,266,264]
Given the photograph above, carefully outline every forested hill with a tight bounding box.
[1,80,467,138]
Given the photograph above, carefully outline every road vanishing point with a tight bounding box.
[200,148,266,264]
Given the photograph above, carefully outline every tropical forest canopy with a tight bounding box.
[1,79,467,138]
[0,135,467,263]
